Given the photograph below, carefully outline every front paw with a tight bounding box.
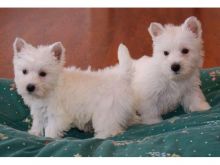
[200,101,211,111]
[95,129,123,139]
[142,117,162,125]
[45,127,63,139]
[28,128,42,137]
[190,101,211,112]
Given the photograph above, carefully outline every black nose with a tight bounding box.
[171,63,181,72]
[26,84,35,92]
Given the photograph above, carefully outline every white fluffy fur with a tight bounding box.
[120,16,211,124]
[13,38,135,139]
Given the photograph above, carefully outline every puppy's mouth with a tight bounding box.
[27,91,38,97]
[171,71,185,80]
[26,89,44,98]
[171,70,192,81]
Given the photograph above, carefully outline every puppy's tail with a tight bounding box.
[118,43,133,76]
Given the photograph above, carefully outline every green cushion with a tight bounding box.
[0,67,220,157]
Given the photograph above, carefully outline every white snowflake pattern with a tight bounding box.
[73,153,82,157]
[0,133,8,140]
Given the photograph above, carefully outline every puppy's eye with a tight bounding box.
[22,69,28,75]
[181,48,189,54]
[164,51,169,56]
[39,71,47,77]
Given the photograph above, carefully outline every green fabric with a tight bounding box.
[0,67,220,157]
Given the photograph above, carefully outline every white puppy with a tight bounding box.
[120,16,211,124]
[13,38,134,139]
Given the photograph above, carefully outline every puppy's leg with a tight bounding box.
[94,126,123,139]
[45,110,71,138]
[141,110,162,125]
[28,108,44,136]
[139,102,162,125]
[45,121,63,138]
[93,107,128,139]
[45,117,65,138]
[93,117,124,139]
[182,87,211,112]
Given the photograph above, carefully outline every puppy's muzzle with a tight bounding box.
[26,84,36,93]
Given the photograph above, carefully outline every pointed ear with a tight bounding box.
[148,22,164,38]
[182,16,202,38]
[50,42,65,61]
[13,37,27,54]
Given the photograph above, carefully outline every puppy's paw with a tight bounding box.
[45,127,63,139]
[45,132,61,139]
[111,130,123,137]
[142,117,162,125]
[28,129,42,137]
[189,101,211,112]
[128,113,142,126]
[199,101,211,111]
[95,129,123,139]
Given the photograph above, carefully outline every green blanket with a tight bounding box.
[0,67,220,157]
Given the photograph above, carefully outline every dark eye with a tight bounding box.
[39,71,47,77]
[164,51,169,56]
[181,48,189,54]
[22,69,28,75]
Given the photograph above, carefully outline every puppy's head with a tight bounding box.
[13,38,65,98]
[148,16,203,80]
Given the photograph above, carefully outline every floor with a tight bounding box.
[0,8,220,78]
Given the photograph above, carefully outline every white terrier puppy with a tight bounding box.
[120,16,211,124]
[13,38,134,139]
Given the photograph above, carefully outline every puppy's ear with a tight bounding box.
[13,37,27,54]
[50,42,65,61]
[182,16,202,38]
[148,22,164,38]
